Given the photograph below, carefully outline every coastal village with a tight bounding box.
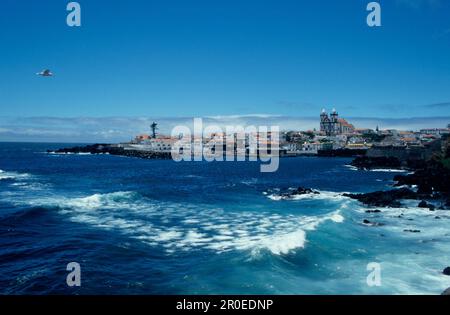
[120,109,450,163]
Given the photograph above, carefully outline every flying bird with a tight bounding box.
[36,69,53,77]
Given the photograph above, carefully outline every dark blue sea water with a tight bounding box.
[0,142,449,294]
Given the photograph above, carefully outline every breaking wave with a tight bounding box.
[47,152,109,156]
[344,165,359,171]
[0,169,30,181]
[65,191,140,210]
[344,165,409,173]
[368,169,409,173]
[18,190,345,256]
[265,188,349,202]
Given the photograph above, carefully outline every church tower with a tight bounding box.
[330,108,338,122]
[320,109,329,134]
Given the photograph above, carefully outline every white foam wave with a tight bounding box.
[344,165,409,173]
[48,152,109,156]
[65,191,139,210]
[253,230,306,255]
[330,213,345,223]
[266,189,349,202]
[241,178,258,186]
[182,175,204,179]
[369,169,408,173]
[353,200,450,241]
[0,174,15,180]
[0,169,31,181]
[21,191,345,256]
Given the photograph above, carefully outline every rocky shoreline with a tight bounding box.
[348,143,450,294]
[272,180,450,294]
[343,188,418,208]
[346,157,450,209]
[351,156,404,170]
[348,135,450,210]
[47,144,172,160]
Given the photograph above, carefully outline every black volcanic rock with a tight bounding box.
[292,187,320,195]
[48,144,172,160]
[404,229,421,233]
[344,188,417,207]
[418,200,428,208]
[443,267,450,276]
[442,288,450,295]
[365,209,382,213]
[274,187,320,200]
[318,148,367,157]
[394,160,450,197]
[351,150,450,208]
[362,219,385,227]
[351,156,402,170]
[418,200,436,211]
[49,144,117,155]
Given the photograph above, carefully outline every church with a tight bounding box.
[320,109,355,136]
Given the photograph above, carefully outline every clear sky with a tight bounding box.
[0,0,449,141]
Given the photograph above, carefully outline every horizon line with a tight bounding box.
[1,114,450,120]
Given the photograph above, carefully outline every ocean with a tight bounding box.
[0,142,449,294]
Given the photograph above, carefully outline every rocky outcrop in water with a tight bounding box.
[268,187,320,200]
[365,209,382,213]
[279,187,320,199]
[351,156,403,170]
[291,187,320,195]
[50,144,113,154]
[349,141,450,209]
[394,160,450,198]
[343,188,418,208]
[362,219,385,227]
[418,200,435,211]
[48,144,172,160]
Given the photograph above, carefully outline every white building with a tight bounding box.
[126,137,176,152]
[420,128,450,137]
[302,142,322,153]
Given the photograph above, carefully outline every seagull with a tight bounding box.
[36,69,53,77]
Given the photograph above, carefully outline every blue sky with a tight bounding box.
[0,0,450,141]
